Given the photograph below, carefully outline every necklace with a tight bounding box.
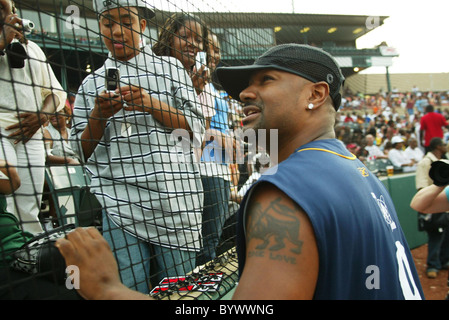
[297,147,357,160]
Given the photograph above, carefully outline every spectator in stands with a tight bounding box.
[195,31,235,265]
[414,137,449,278]
[412,85,420,95]
[152,13,209,99]
[154,20,238,265]
[412,113,424,149]
[70,0,204,293]
[364,134,388,160]
[404,137,424,163]
[374,115,385,129]
[346,143,359,156]
[406,95,416,116]
[388,136,417,172]
[56,44,423,300]
[380,123,395,151]
[152,16,222,265]
[43,105,80,228]
[0,0,66,234]
[43,105,81,165]
[420,104,448,154]
[343,112,354,123]
[153,13,213,135]
[415,96,428,114]
[383,141,394,157]
[64,93,75,128]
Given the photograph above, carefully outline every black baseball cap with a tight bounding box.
[216,44,345,110]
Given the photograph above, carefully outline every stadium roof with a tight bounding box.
[195,12,389,46]
[19,0,388,46]
[18,0,393,88]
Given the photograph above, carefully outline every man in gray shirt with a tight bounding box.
[70,0,204,293]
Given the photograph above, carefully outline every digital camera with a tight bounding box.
[21,19,35,33]
[429,160,449,186]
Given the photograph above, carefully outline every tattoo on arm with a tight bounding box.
[246,197,304,263]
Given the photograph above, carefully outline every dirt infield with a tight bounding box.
[411,244,449,300]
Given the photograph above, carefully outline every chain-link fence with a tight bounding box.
[1,0,448,300]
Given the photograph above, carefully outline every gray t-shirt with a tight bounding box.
[71,46,204,251]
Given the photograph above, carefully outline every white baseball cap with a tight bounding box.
[391,136,404,145]
[93,0,155,19]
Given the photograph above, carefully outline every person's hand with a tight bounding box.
[66,157,80,165]
[92,91,124,120]
[190,65,210,94]
[118,85,153,113]
[0,14,24,50]
[6,112,47,144]
[55,227,125,300]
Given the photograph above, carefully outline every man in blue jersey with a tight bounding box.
[55,44,424,300]
[215,44,423,299]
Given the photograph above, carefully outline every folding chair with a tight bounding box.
[45,165,100,227]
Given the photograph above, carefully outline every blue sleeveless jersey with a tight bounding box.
[237,139,424,300]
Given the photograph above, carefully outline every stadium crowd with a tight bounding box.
[335,88,449,167]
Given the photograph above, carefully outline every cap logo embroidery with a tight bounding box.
[103,0,113,7]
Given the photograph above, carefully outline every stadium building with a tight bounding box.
[19,0,397,93]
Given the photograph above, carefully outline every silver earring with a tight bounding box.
[307,103,314,110]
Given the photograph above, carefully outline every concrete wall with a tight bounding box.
[345,73,449,95]
[380,173,428,249]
